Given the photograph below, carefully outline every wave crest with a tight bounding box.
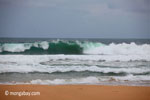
[0,40,150,55]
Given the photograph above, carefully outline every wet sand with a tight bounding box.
[0,85,150,100]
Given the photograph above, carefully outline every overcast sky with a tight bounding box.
[0,0,149,38]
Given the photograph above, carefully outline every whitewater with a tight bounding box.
[0,40,150,55]
[0,39,150,86]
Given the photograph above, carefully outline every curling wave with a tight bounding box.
[0,40,150,55]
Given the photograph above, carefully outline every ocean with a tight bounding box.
[0,38,150,86]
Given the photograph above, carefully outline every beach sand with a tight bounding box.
[0,85,150,100]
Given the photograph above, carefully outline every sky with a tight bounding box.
[0,0,149,38]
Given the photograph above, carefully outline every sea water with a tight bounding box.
[0,38,150,86]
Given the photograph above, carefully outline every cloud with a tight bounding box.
[0,0,148,38]
[108,0,150,13]
[0,0,68,7]
[79,3,123,17]
[77,0,149,17]
[1,0,149,12]
[0,0,149,15]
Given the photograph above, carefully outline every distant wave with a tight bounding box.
[0,40,150,55]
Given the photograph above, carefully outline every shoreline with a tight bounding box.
[0,85,150,100]
[0,83,150,86]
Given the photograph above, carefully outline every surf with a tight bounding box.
[0,40,150,55]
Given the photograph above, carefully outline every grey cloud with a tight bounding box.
[0,0,149,38]
[1,0,149,13]
[108,0,150,13]
[0,0,68,7]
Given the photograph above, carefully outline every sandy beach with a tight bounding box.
[0,85,150,100]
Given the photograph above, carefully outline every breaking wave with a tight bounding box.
[0,64,149,75]
[0,40,150,55]
[29,76,150,85]
[1,76,150,85]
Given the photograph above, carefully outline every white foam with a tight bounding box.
[29,76,150,85]
[0,62,149,74]
[0,76,149,85]
[1,43,31,52]
[30,77,100,85]
[0,41,49,53]
[0,54,149,63]
[39,41,49,50]
[115,74,150,81]
[83,42,150,55]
